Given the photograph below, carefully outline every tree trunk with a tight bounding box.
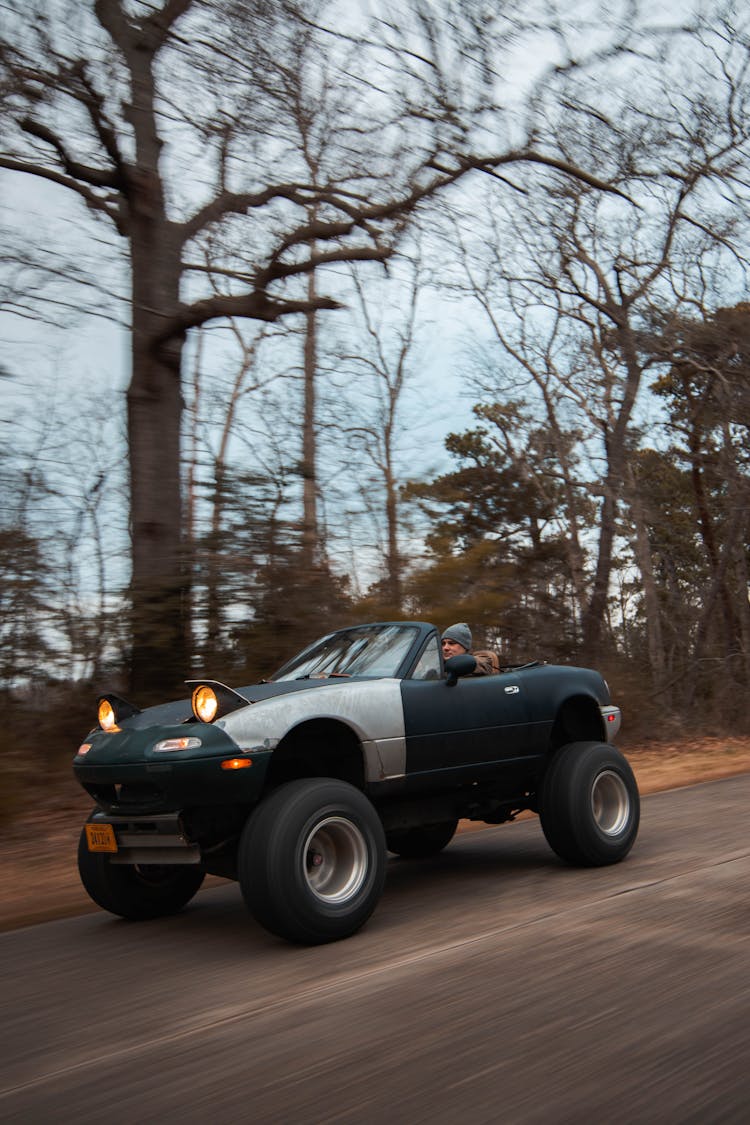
[301,265,319,570]
[626,465,665,677]
[582,489,615,657]
[686,418,740,661]
[126,132,187,694]
[120,22,189,698]
[184,330,206,669]
[581,326,643,658]
[384,446,402,610]
[127,247,187,697]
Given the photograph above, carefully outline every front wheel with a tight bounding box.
[539,741,640,866]
[77,824,205,920]
[238,778,386,945]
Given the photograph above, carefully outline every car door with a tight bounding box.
[399,669,531,787]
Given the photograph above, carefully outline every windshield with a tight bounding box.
[272,624,419,681]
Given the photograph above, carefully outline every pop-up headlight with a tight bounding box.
[97,693,140,732]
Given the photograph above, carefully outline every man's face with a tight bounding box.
[442,637,467,658]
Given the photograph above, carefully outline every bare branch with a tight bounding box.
[0,154,121,222]
[172,289,341,335]
[181,183,317,243]
[20,116,120,189]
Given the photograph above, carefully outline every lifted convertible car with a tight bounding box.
[74,621,639,944]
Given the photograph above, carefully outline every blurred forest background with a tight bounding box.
[1,0,749,826]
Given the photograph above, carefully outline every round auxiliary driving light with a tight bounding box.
[192,684,219,723]
[98,698,118,732]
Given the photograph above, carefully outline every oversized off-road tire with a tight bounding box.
[386,818,458,858]
[238,778,387,945]
[77,824,205,920]
[539,741,640,866]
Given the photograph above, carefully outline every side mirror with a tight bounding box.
[444,653,477,686]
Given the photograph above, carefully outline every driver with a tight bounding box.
[441,623,497,676]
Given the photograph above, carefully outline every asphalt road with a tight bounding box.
[1,776,749,1125]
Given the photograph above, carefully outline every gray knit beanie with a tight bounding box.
[442,623,472,652]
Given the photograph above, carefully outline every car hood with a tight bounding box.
[103,676,374,732]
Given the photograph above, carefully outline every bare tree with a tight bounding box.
[447,8,750,662]
[186,319,268,664]
[326,254,431,610]
[0,377,126,686]
[0,0,638,693]
[452,228,592,636]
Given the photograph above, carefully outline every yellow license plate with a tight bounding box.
[85,823,118,853]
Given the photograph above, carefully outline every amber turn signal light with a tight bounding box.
[220,758,252,770]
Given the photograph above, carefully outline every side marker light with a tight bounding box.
[221,758,252,770]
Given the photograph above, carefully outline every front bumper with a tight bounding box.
[74,722,272,814]
[87,811,202,865]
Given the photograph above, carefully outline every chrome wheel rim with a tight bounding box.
[591,770,630,836]
[304,816,368,904]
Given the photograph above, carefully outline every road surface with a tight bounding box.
[1,776,749,1124]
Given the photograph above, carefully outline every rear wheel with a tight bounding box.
[386,818,458,858]
[77,821,205,920]
[238,778,386,945]
[539,741,640,866]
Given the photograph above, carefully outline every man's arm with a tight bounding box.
[471,651,499,676]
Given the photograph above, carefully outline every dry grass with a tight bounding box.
[2,736,749,932]
[624,735,750,793]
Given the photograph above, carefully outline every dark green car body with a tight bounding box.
[72,621,636,945]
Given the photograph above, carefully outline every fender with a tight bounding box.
[219,678,407,783]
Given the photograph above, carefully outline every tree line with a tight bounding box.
[1,1,748,778]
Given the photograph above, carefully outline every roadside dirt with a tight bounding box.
[2,736,749,933]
